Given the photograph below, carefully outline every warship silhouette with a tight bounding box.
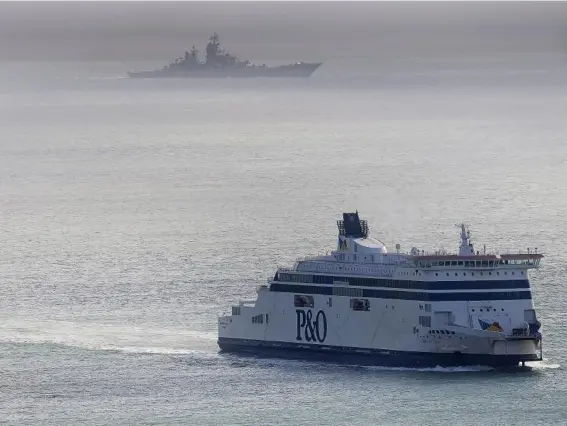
[128,33,321,79]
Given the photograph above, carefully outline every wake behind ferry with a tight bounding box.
[218,212,543,368]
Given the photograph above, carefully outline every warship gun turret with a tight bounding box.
[128,33,321,79]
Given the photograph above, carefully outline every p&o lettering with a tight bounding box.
[296,309,327,343]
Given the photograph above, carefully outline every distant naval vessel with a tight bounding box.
[127,33,321,79]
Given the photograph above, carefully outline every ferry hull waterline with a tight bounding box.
[218,212,543,369]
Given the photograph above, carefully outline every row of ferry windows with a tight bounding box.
[271,283,531,302]
[252,314,268,324]
[424,260,520,267]
[435,271,522,276]
[281,273,443,286]
[418,316,432,327]
[277,273,528,289]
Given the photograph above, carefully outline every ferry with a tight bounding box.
[218,212,543,368]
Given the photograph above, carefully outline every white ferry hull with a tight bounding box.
[218,289,542,368]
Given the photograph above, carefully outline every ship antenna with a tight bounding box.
[456,223,474,255]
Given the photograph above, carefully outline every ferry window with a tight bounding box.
[446,273,449,276]
[294,295,314,308]
[351,298,370,311]
[419,316,431,327]
[463,273,466,276]
[232,306,241,315]
[266,314,269,323]
[435,273,438,276]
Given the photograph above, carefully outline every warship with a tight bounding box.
[127,33,321,79]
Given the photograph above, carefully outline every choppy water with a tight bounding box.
[1,56,567,424]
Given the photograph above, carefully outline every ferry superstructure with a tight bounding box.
[218,212,543,368]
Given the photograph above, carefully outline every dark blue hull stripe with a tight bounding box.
[276,273,530,291]
[270,283,532,301]
[218,338,540,368]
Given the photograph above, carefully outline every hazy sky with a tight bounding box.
[0,2,565,62]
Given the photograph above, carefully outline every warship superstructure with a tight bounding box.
[128,33,321,79]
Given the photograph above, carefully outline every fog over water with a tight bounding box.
[1,1,566,64]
